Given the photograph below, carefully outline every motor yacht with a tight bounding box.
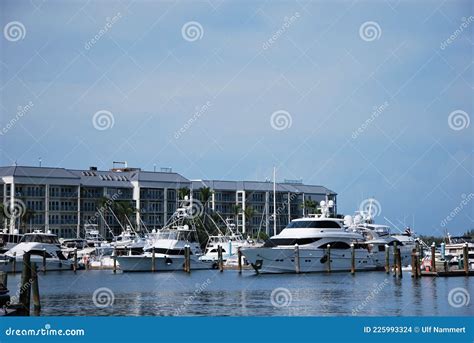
[241,201,377,274]
[1,230,74,272]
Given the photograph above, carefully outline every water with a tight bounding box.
[7,270,474,316]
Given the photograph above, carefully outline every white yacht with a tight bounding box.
[0,230,23,255]
[117,201,213,272]
[444,235,474,270]
[241,201,377,274]
[1,230,74,272]
[112,226,146,254]
[200,218,247,265]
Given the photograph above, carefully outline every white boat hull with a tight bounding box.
[241,247,377,274]
[117,255,213,272]
[0,256,74,273]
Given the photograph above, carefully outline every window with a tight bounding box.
[286,220,342,229]
[264,237,321,247]
[318,241,351,249]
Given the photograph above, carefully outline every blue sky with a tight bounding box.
[0,0,473,236]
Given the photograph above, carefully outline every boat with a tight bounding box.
[117,199,213,272]
[443,235,474,270]
[0,230,74,272]
[241,201,378,274]
[0,230,23,255]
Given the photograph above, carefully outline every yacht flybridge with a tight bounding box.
[117,198,213,272]
[241,201,378,274]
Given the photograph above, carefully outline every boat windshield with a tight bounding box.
[20,234,60,244]
[286,220,341,229]
[155,230,198,242]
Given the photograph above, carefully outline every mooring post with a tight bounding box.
[151,247,156,273]
[19,252,32,316]
[0,271,7,293]
[31,263,41,315]
[393,242,398,276]
[218,245,223,272]
[431,243,436,273]
[416,251,421,278]
[326,244,331,273]
[42,249,47,274]
[73,248,78,273]
[463,243,469,275]
[397,248,402,278]
[113,248,117,274]
[350,243,355,275]
[294,244,300,274]
[237,247,242,274]
[385,244,390,274]
[186,245,192,273]
[12,251,16,274]
[411,248,416,278]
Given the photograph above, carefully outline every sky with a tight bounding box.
[0,0,473,236]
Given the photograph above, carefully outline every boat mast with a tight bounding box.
[273,166,277,236]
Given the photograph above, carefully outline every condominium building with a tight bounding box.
[0,165,336,238]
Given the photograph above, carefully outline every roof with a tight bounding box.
[0,166,79,179]
[192,180,336,195]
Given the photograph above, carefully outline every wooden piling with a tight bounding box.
[393,242,398,276]
[0,271,7,292]
[113,248,117,274]
[73,248,78,273]
[19,253,32,316]
[463,243,469,275]
[186,245,192,273]
[218,245,223,272]
[31,263,41,314]
[294,244,300,274]
[12,252,16,274]
[350,243,355,275]
[385,244,390,274]
[396,248,402,278]
[326,244,331,273]
[42,249,47,274]
[411,249,416,278]
[237,247,242,274]
[430,243,436,273]
[151,247,156,273]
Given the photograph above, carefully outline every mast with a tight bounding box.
[273,166,277,236]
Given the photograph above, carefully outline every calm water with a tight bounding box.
[7,269,474,316]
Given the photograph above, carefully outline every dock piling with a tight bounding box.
[12,252,16,274]
[396,248,402,278]
[31,263,41,314]
[151,247,156,273]
[350,243,355,275]
[237,247,242,274]
[218,245,223,272]
[385,244,390,274]
[73,248,78,273]
[393,242,398,276]
[113,248,117,274]
[431,243,436,273]
[19,252,32,316]
[42,249,47,274]
[326,244,331,273]
[294,244,300,274]
[463,243,469,275]
[411,249,416,278]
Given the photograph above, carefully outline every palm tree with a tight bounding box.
[244,206,255,234]
[113,201,136,228]
[302,199,318,215]
[232,204,242,224]
[20,207,35,233]
[199,187,213,206]
[178,187,190,200]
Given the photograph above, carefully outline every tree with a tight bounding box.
[113,201,136,228]
[178,187,190,200]
[244,206,255,233]
[20,207,35,233]
[199,187,213,206]
[302,199,318,215]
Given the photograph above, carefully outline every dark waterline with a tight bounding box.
[7,269,473,316]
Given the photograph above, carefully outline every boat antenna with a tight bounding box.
[273,166,277,236]
[108,207,127,232]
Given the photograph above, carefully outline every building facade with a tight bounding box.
[0,165,336,238]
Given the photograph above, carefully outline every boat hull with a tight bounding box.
[116,255,214,272]
[241,247,377,274]
[0,256,74,273]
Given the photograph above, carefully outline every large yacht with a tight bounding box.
[241,201,377,274]
[1,230,74,272]
[117,199,213,272]
[0,229,23,255]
